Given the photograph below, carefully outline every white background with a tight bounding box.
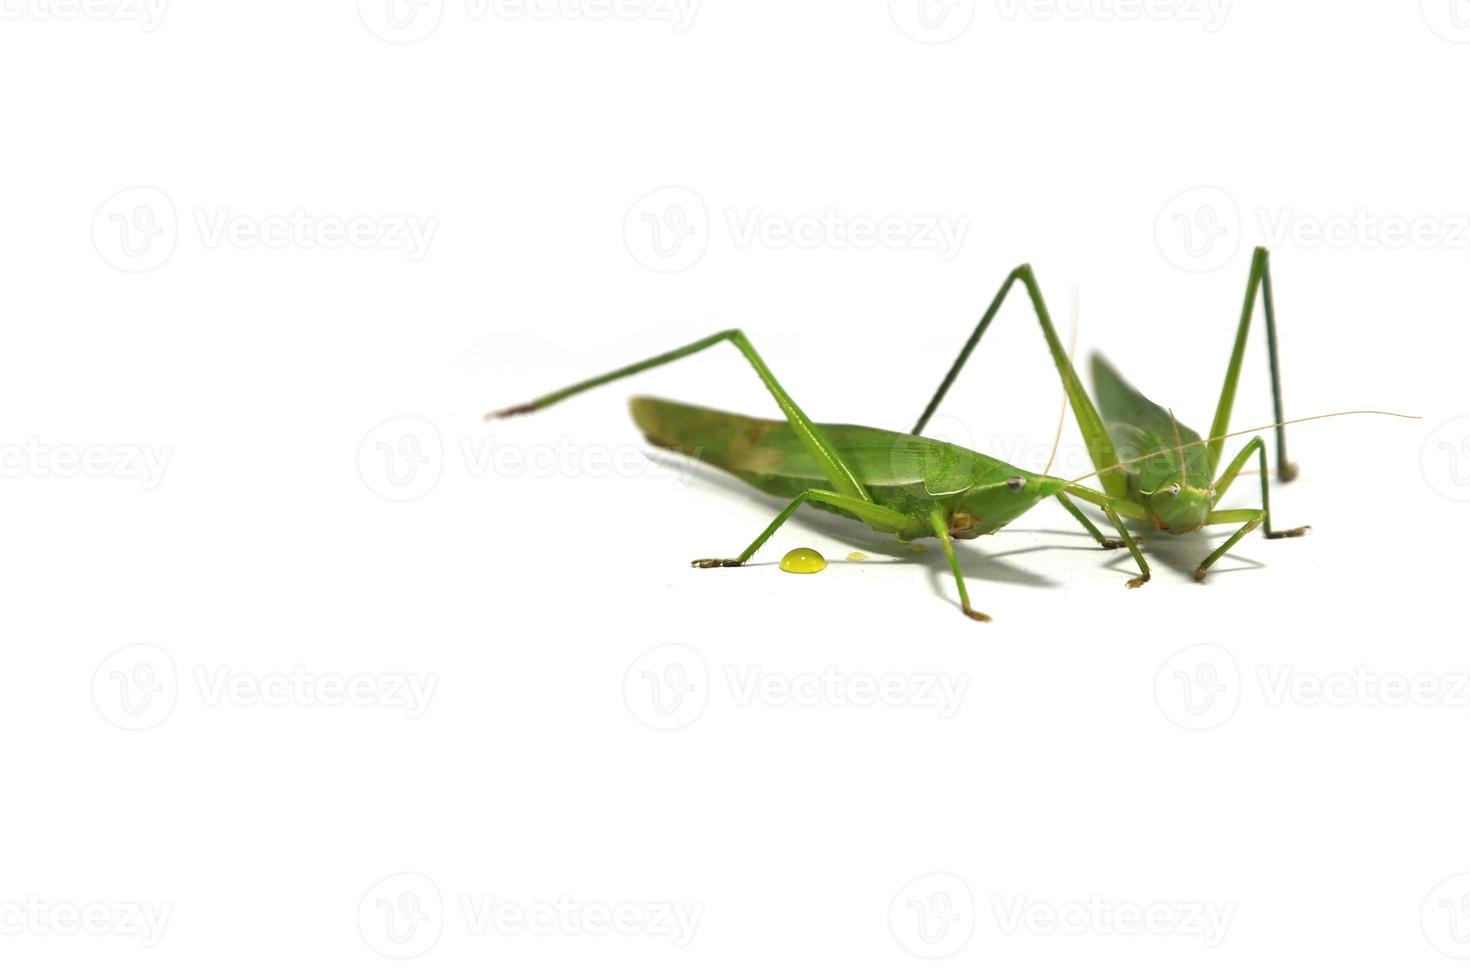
[3,1,1469,976]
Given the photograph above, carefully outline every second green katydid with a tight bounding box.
[914,246,1310,581]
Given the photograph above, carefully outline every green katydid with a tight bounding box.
[913,246,1314,581]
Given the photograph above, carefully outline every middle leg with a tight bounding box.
[1056,491,1124,550]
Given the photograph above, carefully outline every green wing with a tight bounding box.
[1089,353,1210,488]
[630,395,1022,498]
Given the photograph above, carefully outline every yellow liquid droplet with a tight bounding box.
[780,547,828,574]
[846,552,868,562]
[908,543,927,553]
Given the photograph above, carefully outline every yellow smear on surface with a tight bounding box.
[780,547,828,574]
[846,552,868,562]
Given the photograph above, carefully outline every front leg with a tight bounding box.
[1055,492,1124,550]
[1194,512,1264,582]
[1197,432,1311,579]
[1102,505,1151,589]
[928,508,990,622]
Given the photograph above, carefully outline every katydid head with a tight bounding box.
[907,439,1052,536]
[1134,407,1216,532]
[944,472,1060,538]
[1137,479,1215,533]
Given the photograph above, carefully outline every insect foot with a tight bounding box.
[1266,525,1311,539]
[962,605,993,623]
[485,401,537,420]
[1127,573,1151,589]
[691,558,743,569]
[1101,538,1126,550]
[1279,462,1300,482]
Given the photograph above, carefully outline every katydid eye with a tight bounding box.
[1007,477,1026,492]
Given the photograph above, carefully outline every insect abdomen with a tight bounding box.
[630,396,792,479]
